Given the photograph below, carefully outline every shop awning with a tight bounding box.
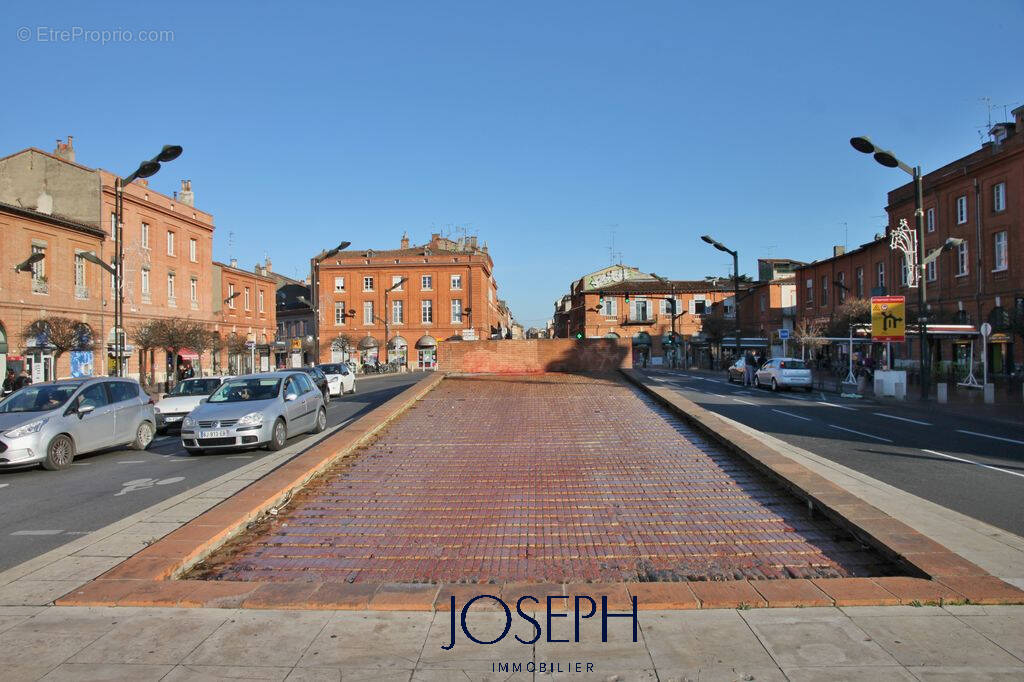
[178,348,200,361]
[415,335,437,348]
[357,335,379,349]
[631,332,652,346]
[387,335,408,349]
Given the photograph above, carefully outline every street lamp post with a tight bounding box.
[651,273,680,368]
[309,241,351,365]
[13,251,46,274]
[383,277,408,365]
[701,235,741,362]
[112,145,183,377]
[850,136,929,399]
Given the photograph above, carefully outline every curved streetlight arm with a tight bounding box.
[14,251,46,273]
[78,251,116,276]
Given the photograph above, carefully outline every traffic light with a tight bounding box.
[624,292,630,304]
[575,332,584,339]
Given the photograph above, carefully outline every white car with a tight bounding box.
[154,376,233,433]
[316,363,356,397]
[754,358,812,392]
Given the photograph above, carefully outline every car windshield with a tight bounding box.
[0,383,83,413]
[167,378,223,396]
[779,360,807,369]
[318,364,347,374]
[208,378,281,403]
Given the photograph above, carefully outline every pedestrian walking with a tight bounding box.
[744,350,756,386]
[14,369,32,391]
[2,368,14,396]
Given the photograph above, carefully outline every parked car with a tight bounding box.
[154,376,233,433]
[754,358,812,391]
[0,377,156,471]
[316,363,356,396]
[725,358,747,383]
[180,371,327,455]
[296,366,331,402]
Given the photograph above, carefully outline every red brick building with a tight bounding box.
[315,233,507,369]
[212,260,277,373]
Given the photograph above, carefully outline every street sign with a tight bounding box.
[778,328,790,340]
[244,341,256,350]
[980,322,992,338]
[871,296,905,343]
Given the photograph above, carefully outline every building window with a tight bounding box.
[451,274,462,290]
[335,301,346,326]
[421,299,433,323]
[632,298,650,322]
[391,275,404,291]
[759,294,766,312]
[334,276,345,292]
[189,238,197,262]
[926,260,937,282]
[258,289,265,312]
[167,272,176,302]
[29,244,46,293]
[876,261,885,288]
[421,275,432,290]
[601,297,616,316]
[74,251,86,298]
[110,212,117,241]
[190,277,198,302]
[805,278,813,305]
[167,231,176,256]
[141,222,150,248]
[141,267,150,296]
[451,298,463,323]
[820,276,828,306]
[837,271,846,303]
[994,231,1008,271]
[228,283,236,308]
[363,301,374,325]
[926,207,935,233]
[956,241,968,276]
[993,182,1006,212]
[956,196,967,225]
[392,299,404,324]
[900,260,908,287]
[244,287,250,310]
[855,267,864,298]
[363,276,374,291]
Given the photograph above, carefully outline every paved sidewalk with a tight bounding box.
[2,603,1022,680]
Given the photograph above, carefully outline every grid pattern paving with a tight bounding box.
[206,374,896,583]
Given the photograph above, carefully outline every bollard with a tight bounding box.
[937,383,948,404]
[984,383,995,404]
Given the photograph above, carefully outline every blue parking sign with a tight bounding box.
[778,328,790,340]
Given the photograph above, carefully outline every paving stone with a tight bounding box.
[69,611,229,664]
[905,667,1024,681]
[752,579,833,607]
[851,614,1023,667]
[38,663,173,680]
[535,600,651,672]
[742,610,897,668]
[811,578,900,606]
[689,581,767,609]
[657,668,787,682]
[640,609,777,670]
[782,666,916,681]
[627,582,699,609]
[419,610,538,669]
[952,611,1024,661]
[0,580,83,606]
[183,610,332,667]
[295,611,431,668]
[162,665,291,681]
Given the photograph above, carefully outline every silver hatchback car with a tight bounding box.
[180,371,327,455]
[0,378,156,471]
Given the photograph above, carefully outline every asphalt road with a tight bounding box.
[0,371,426,571]
[643,369,1024,537]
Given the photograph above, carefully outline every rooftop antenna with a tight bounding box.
[228,231,235,262]
[607,224,623,265]
[761,244,778,258]
[841,221,848,250]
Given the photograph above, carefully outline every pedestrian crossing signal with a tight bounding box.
[575,332,584,339]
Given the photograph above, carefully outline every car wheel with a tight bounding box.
[266,418,287,451]
[312,408,327,434]
[185,447,205,456]
[42,434,75,471]
[131,421,155,450]
[771,378,779,392]
[322,389,330,404]
[348,383,356,394]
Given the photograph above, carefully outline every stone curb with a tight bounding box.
[619,368,1024,607]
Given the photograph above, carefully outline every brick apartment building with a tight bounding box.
[0,138,218,384]
[315,233,507,369]
[212,260,277,374]
[736,259,801,355]
[795,105,1024,377]
[556,264,740,367]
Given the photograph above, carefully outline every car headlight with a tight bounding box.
[182,416,197,429]
[5,418,49,438]
[154,406,162,413]
[237,412,264,426]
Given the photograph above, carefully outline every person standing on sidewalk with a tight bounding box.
[744,350,756,386]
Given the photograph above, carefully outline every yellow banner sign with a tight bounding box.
[871,296,905,342]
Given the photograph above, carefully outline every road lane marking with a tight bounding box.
[732,398,756,405]
[11,530,64,536]
[117,460,145,464]
[956,430,1024,446]
[71,462,91,466]
[226,455,253,459]
[772,409,812,421]
[827,424,893,442]
[817,401,858,411]
[922,448,1024,480]
[0,483,8,488]
[115,476,186,496]
[873,412,931,426]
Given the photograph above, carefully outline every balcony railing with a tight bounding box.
[622,313,659,326]
[75,285,89,300]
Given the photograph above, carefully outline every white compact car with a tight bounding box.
[316,363,356,397]
[154,376,232,433]
[754,358,813,391]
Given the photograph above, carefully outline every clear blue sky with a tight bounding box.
[3,1,1020,327]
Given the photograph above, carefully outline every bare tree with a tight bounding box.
[792,318,826,361]
[154,318,196,387]
[131,319,167,387]
[181,321,214,377]
[826,298,871,338]
[22,317,94,371]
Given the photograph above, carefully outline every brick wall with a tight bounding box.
[436,338,632,373]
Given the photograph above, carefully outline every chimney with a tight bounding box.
[833,245,846,257]
[178,179,195,207]
[230,257,238,268]
[136,178,149,187]
[54,135,75,162]
[1014,105,1024,134]
[400,232,410,249]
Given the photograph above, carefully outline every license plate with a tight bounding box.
[200,429,228,438]
[165,416,182,422]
